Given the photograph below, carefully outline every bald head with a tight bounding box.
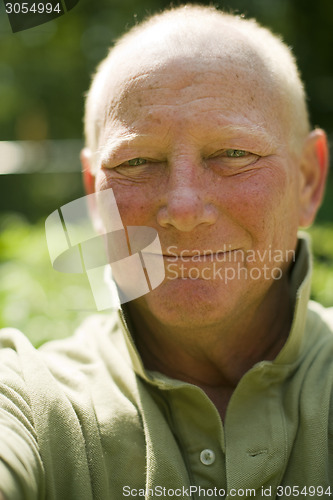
[84,5,310,165]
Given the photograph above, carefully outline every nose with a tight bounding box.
[157,162,218,232]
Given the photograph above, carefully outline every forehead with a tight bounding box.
[98,53,287,150]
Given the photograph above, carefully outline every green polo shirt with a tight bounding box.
[0,235,333,499]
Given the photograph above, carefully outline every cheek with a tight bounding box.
[222,162,298,244]
[95,169,160,226]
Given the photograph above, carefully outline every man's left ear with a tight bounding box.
[298,129,329,227]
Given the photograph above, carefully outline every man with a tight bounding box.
[0,5,332,499]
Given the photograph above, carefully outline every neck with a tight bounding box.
[126,276,293,390]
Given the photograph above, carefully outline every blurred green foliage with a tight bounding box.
[0,214,94,346]
[307,225,333,306]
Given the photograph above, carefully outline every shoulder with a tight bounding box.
[0,327,42,390]
[307,300,333,337]
[297,302,333,409]
[0,327,36,414]
[0,328,45,498]
[0,317,125,499]
[301,301,333,367]
[38,311,127,379]
[0,311,125,401]
[0,312,118,365]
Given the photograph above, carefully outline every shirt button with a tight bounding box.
[200,449,215,465]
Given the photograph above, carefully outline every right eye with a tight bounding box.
[127,158,147,167]
[224,149,248,158]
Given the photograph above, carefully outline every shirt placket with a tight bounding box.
[224,364,287,499]
[165,385,227,499]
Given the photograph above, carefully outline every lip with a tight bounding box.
[163,250,239,262]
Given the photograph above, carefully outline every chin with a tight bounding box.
[135,277,240,328]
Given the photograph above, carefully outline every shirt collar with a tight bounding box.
[118,233,313,382]
[273,232,312,365]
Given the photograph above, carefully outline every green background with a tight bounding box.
[0,0,332,346]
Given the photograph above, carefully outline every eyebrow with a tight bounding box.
[97,131,142,164]
[98,123,278,164]
[198,124,276,147]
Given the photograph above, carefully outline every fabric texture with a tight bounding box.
[0,236,333,499]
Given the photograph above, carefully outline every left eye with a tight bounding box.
[127,158,147,166]
[225,149,247,158]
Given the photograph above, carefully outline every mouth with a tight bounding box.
[162,250,240,262]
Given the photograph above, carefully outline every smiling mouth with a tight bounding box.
[162,250,240,262]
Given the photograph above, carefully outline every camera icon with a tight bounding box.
[45,188,165,311]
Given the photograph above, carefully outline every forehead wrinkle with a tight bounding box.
[111,86,269,128]
[107,59,269,103]
[105,64,277,135]
[104,71,153,122]
[105,62,210,113]
[112,92,282,142]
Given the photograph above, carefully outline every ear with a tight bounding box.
[298,129,329,228]
[81,148,104,233]
[81,148,95,195]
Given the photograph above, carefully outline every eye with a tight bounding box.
[127,158,147,166]
[225,149,247,158]
[207,148,259,174]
